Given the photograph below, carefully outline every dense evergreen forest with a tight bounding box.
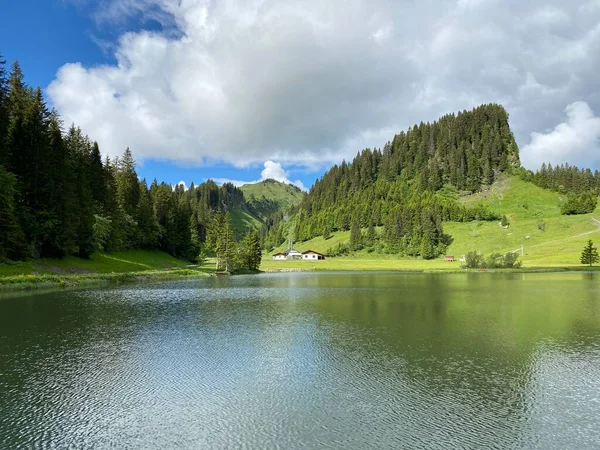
[0,56,261,270]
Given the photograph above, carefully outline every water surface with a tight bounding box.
[1,272,600,449]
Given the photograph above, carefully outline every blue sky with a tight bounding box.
[2,0,600,188]
[0,0,321,189]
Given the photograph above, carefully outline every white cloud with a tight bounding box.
[521,101,600,170]
[50,0,600,170]
[173,180,187,190]
[213,161,307,191]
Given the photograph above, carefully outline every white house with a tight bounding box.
[302,250,326,260]
[285,248,303,260]
[272,248,303,260]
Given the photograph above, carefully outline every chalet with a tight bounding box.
[302,250,326,261]
[444,256,455,262]
[272,248,303,260]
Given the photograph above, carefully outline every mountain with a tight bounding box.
[240,179,305,219]
[263,104,599,261]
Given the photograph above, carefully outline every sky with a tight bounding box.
[2,0,600,190]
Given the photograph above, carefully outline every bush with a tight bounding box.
[464,251,521,269]
[464,251,484,269]
[561,191,598,215]
[537,220,546,232]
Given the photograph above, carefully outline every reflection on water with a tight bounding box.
[1,272,599,449]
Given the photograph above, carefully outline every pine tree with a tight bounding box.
[240,230,262,271]
[366,218,376,245]
[116,148,140,216]
[220,213,237,272]
[580,240,599,267]
[0,166,24,259]
[349,216,362,251]
[0,54,8,165]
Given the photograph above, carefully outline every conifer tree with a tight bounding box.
[0,54,8,165]
[581,240,599,267]
[349,216,362,251]
[240,231,262,271]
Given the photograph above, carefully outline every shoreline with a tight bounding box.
[260,266,600,274]
[2,263,599,295]
[0,268,212,294]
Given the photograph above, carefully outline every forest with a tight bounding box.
[0,56,261,271]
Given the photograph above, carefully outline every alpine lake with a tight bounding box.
[1,271,599,449]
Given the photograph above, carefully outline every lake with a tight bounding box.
[1,272,600,449]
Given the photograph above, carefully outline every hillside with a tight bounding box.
[266,175,600,267]
[0,249,190,277]
[263,104,521,258]
[241,179,305,219]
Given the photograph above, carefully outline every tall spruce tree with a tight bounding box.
[581,240,599,267]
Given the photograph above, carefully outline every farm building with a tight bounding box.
[302,250,326,261]
[272,248,303,260]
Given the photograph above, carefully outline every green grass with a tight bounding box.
[450,175,600,265]
[240,179,305,210]
[265,175,600,269]
[0,250,217,291]
[0,250,190,277]
[230,207,263,237]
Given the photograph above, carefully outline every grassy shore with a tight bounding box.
[0,250,214,292]
[260,255,600,273]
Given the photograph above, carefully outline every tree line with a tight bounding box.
[0,55,261,270]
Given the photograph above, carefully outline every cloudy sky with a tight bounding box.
[2,0,600,188]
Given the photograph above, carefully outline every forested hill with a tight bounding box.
[267,104,522,258]
[0,56,293,264]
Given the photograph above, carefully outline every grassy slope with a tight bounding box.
[230,207,263,237]
[264,176,600,268]
[240,179,305,210]
[449,175,600,266]
[0,250,190,277]
[231,180,305,236]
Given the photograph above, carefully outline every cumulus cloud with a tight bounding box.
[173,180,187,190]
[50,0,600,170]
[213,161,307,191]
[521,102,600,169]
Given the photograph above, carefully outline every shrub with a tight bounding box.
[464,251,521,269]
[464,251,484,269]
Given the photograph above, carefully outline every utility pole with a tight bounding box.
[521,245,524,257]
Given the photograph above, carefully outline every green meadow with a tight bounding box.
[264,176,600,269]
